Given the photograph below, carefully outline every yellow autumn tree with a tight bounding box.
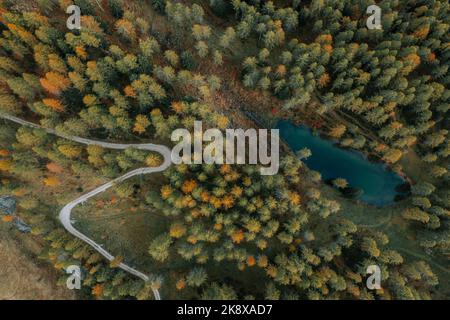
[133,115,150,134]
[145,154,162,167]
[216,115,229,129]
[230,186,243,197]
[289,192,301,206]
[257,255,269,268]
[43,177,60,187]
[266,265,277,278]
[161,185,173,199]
[413,25,430,39]
[169,222,187,238]
[124,85,136,98]
[0,159,12,171]
[382,148,403,164]
[256,239,268,250]
[87,144,105,167]
[83,95,97,107]
[58,145,82,158]
[171,101,184,113]
[329,124,347,138]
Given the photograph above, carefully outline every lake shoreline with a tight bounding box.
[285,118,413,181]
[277,120,410,207]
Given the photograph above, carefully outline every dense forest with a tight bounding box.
[0,0,448,300]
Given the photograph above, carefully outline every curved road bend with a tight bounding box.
[1,113,172,300]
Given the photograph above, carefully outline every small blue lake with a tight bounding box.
[277,120,406,206]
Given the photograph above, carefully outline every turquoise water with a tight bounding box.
[277,120,406,206]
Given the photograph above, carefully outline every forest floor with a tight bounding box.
[72,174,168,273]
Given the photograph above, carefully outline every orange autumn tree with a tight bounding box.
[246,255,256,267]
[2,215,14,222]
[47,162,64,174]
[92,284,103,298]
[222,195,235,209]
[40,72,70,95]
[176,278,186,290]
[318,73,330,88]
[181,179,197,194]
[426,52,436,63]
[275,64,287,77]
[402,53,421,74]
[115,19,136,40]
[315,34,333,54]
[75,46,87,60]
[171,101,184,113]
[231,229,244,244]
[43,98,65,112]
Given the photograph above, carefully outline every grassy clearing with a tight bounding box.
[72,173,167,269]
[0,223,76,300]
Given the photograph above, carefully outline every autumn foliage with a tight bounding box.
[2,215,14,222]
[43,177,60,187]
[46,162,64,174]
[43,98,65,112]
[40,72,70,95]
[0,159,12,171]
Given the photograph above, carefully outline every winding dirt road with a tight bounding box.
[1,113,172,300]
